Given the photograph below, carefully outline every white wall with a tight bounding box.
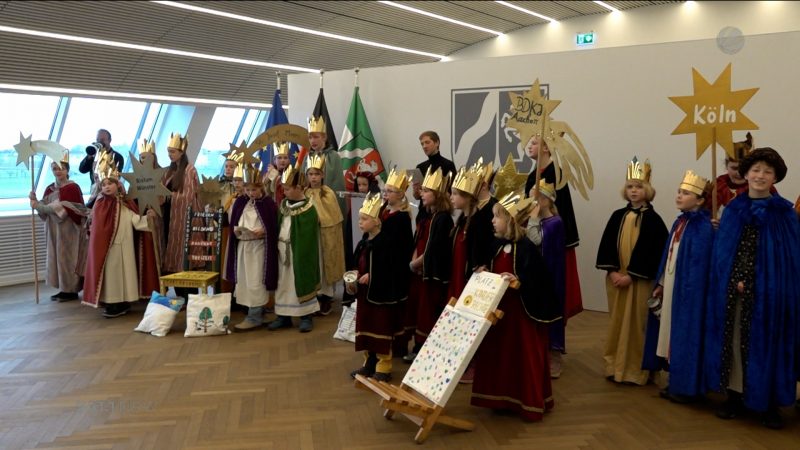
[288,29,800,312]
[451,1,800,61]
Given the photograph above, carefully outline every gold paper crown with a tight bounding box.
[60,148,70,165]
[242,164,262,185]
[233,163,244,179]
[95,151,120,181]
[421,167,449,193]
[498,191,534,224]
[679,170,711,196]
[273,142,291,156]
[306,154,325,171]
[308,116,326,134]
[452,167,481,197]
[385,167,410,192]
[537,179,556,201]
[281,164,305,187]
[139,138,155,155]
[359,193,384,219]
[469,157,494,184]
[626,156,652,183]
[167,132,188,152]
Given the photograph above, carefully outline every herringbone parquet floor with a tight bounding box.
[1,283,799,449]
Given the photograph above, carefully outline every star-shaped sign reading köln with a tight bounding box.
[492,153,529,200]
[121,151,170,216]
[506,79,561,150]
[669,63,759,159]
[13,133,35,169]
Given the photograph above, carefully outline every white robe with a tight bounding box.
[656,240,680,359]
[234,202,268,307]
[274,202,320,318]
[101,206,150,304]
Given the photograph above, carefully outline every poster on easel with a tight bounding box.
[403,271,508,406]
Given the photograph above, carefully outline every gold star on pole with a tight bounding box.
[492,153,528,200]
[506,79,561,150]
[13,133,35,169]
[223,140,260,166]
[669,63,759,159]
[121,151,170,216]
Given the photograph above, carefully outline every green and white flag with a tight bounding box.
[339,87,386,191]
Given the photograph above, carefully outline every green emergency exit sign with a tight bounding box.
[576,32,595,46]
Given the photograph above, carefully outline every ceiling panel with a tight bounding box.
[0,0,681,106]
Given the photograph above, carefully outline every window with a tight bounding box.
[0,93,60,204]
[55,98,148,194]
[195,107,246,179]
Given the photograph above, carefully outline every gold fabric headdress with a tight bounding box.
[273,142,291,156]
[537,179,556,201]
[281,164,305,187]
[95,151,120,181]
[498,191,534,224]
[452,166,481,197]
[679,170,710,196]
[626,156,652,183]
[421,167,449,193]
[308,116,326,134]
[385,167,410,192]
[167,132,188,152]
[306,154,325,172]
[359,193,384,219]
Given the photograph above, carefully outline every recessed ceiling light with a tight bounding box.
[593,1,620,13]
[0,24,319,73]
[494,1,558,23]
[379,1,504,36]
[0,82,285,109]
[152,1,446,60]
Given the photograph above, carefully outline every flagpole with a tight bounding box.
[354,67,360,87]
[320,70,324,89]
[276,71,281,91]
[711,127,718,220]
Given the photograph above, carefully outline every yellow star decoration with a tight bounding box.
[121,151,170,217]
[506,79,561,150]
[492,153,528,200]
[13,133,35,169]
[669,64,759,159]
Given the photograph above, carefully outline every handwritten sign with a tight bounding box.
[121,151,170,216]
[248,124,310,155]
[454,271,509,318]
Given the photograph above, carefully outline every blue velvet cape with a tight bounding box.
[703,194,800,411]
[641,209,713,398]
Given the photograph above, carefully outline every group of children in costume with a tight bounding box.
[31,121,800,428]
[597,138,800,429]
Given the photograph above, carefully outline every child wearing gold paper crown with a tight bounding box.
[82,153,159,318]
[596,157,668,385]
[304,154,345,316]
[349,193,407,382]
[404,167,453,362]
[471,192,559,422]
[641,170,713,403]
[380,168,415,358]
[269,164,321,332]
[527,179,567,379]
[265,142,292,204]
[225,163,278,331]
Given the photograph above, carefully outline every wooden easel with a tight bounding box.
[355,298,503,444]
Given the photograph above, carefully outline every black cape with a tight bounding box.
[353,231,408,304]
[421,210,453,283]
[595,204,668,280]
[465,197,498,273]
[491,237,561,323]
